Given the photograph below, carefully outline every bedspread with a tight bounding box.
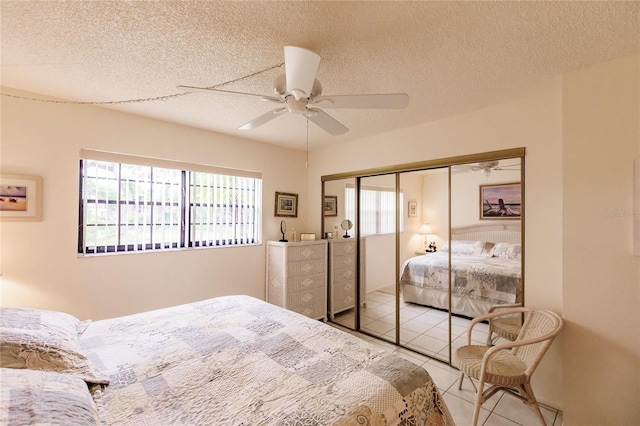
[400,252,521,306]
[80,295,454,425]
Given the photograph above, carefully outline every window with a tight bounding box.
[78,150,261,255]
[345,184,403,236]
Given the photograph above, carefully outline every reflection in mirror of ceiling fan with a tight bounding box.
[178,46,409,136]
[453,161,520,177]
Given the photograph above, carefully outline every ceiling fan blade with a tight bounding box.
[177,85,282,103]
[312,93,409,109]
[306,108,349,136]
[238,108,287,130]
[284,46,321,100]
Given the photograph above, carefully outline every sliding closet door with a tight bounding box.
[449,158,523,356]
[323,178,358,330]
[357,174,397,344]
[323,148,525,368]
[400,167,451,363]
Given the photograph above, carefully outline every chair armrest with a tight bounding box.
[465,307,529,345]
[488,303,522,313]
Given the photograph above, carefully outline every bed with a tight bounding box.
[0,295,454,425]
[401,224,522,318]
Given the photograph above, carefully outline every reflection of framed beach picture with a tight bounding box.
[323,195,337,217]
[0,174,42,222]
[408,200,417,218]
[274,192,298,217]
[480,182,521,220]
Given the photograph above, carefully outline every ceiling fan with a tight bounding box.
[178,46,409,136]
[453,161,520,177]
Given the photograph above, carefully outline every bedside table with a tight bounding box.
[415,250,437,255]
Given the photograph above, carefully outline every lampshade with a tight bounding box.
[418,223,432,235]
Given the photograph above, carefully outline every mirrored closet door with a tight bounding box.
[399,167,451,363]
[357,174,397,345]
[323,177,358,330]
[322,148,524,366]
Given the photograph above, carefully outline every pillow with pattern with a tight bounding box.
[0,367,101,425]
[0,307,108,384]
[492,243,521,260]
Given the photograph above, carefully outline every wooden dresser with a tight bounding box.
[266,240,328,320]
[328,238,366,319]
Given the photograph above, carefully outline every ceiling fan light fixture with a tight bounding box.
[284,46,321,100]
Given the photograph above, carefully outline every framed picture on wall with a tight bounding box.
[274,192,298,217]
[408,200,417,218]
[323,195,337,216]
[0,174,42,222]
[480,183,521,219]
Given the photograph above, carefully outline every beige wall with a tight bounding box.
[308,54,640,422]
[310,79,565,407]
[2,53,638,423]
[0,88,310,320]
[562,55,640,425]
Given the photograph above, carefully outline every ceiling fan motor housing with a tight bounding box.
[274,74,323,100]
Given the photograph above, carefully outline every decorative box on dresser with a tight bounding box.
[328,238,366,319]
[266,240,328,321]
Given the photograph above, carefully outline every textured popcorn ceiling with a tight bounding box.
[1,1,638,150]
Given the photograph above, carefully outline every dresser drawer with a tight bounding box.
[332,241,355,256]
[287,272,326,292]
[287,244,325,262]
[332,266,354,284]
[287,287,325,318]
[332,253,354,269]
[288,258,326,278]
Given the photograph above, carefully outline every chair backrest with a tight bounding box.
[511,308,563,377]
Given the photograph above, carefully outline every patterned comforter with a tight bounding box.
[400,252,522,306]
[80,295,454,425]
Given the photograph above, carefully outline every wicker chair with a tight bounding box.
[455,307,563,426]
[486,303,523,346]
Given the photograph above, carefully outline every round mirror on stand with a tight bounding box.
[341,219,353,238]
[279,220,288,242]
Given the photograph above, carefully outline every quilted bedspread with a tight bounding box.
[79,295,454,425]
[400,252,522,306]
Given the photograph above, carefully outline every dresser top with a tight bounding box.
[267,240,328,247]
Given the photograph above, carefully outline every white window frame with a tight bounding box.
[78,150,262,255]
[345,183,403,237]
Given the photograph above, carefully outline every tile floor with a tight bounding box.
[330,289,563,426]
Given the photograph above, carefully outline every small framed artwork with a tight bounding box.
[274,192,298,217]
[323,195,337,217]
[480,182,521,220]
[408,200,417,218]
[0,174,42,222]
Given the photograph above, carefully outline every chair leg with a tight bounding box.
[523,382,547,425]
[458,371,465,390]
[472,380,485,426]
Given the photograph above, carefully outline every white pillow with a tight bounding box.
[440,240,485,256]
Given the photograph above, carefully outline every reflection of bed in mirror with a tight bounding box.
[400,224,522,318]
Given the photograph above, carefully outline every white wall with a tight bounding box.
[562,54,640,425]
[0,88,309,320]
